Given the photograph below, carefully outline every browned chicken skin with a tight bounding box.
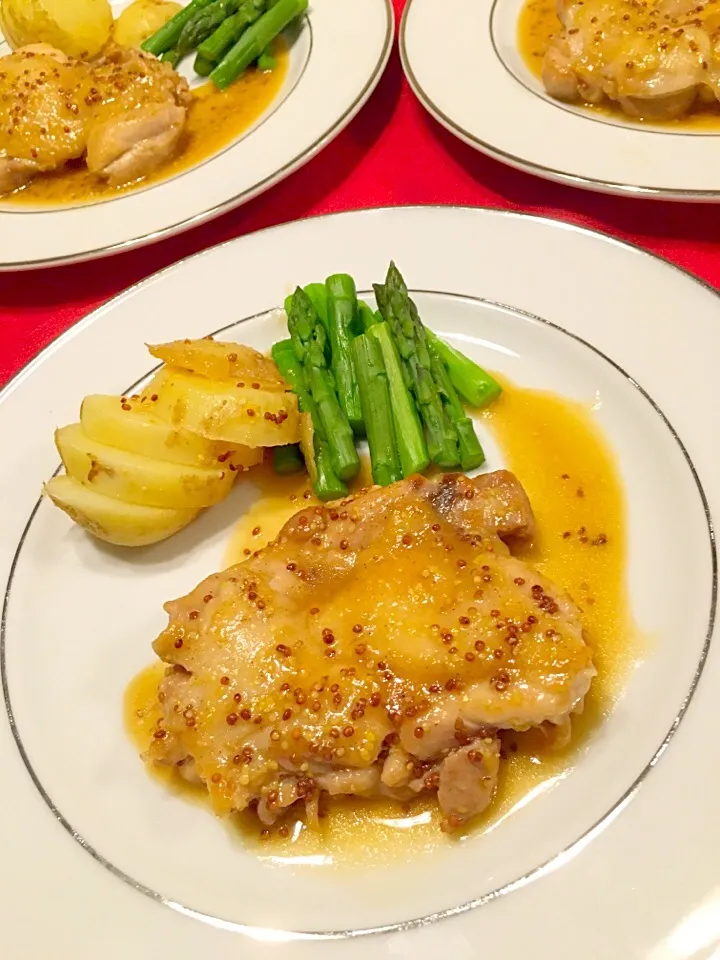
[0,43,190,196]
[542,0,720,119]
[149,471,595,832]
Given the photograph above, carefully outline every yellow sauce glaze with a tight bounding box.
[5,40,288,207]
[517,0,720,130]
[126,377,636,867]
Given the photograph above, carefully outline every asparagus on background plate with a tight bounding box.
[142,0,216,56]
[196,0,267,71]
[211,0,308,89]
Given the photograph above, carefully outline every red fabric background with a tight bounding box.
[2,0,719,386]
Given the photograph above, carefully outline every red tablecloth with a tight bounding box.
[2,0,719,387]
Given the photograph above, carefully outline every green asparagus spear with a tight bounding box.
[197,0,266,64]
[368,323,429,477]
[257,47,277,70]
[325,274,364,434]
[141,0,216,56]
[427,342,485,471]
[358,300,381,333]
[303,283,328,328]
[211,0,308,89]
[285,285,328,330]
[194,53,215,75]
[273,444,304,475]
[352,335,402,487]
[376,269,459,468]
[424,329,502,409]
[271,340,347,500]
[286,288,360,482]
[172,0,241,66]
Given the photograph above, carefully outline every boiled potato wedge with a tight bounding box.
[298,412,316,486]
[112,0,181,48]
[143,367,300,447]
[45,475,198,547]
[80,394,262,471]
[0,0,113,57]
[56,423,235,509]
[148,339,287,390]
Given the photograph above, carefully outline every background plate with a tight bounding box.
[401,0,720,200]
[0,0,393,268]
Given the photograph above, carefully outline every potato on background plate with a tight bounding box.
[0,0,113,58]
[112,0,181,49]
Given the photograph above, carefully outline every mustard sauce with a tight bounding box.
[5,39,288,207]
[126,377,637,866]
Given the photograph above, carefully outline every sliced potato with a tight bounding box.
[80,394,262,471]
[142,367,300,447]
[112,0,181,48]
[148,339,287,390]
[56,423,235,509]
[0,0,113,57]
[298,412,317,486]
[45,475,198,547]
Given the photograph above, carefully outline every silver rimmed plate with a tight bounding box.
[1,206,719,957]
[0,0,393,269]
[400,0,720,200]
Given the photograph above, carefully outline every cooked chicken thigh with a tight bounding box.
[149,471,595,831]
[543,0,720,119]
[0,44,190,195]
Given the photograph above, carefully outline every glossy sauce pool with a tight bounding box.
[4,40,288,207]
[517,0,720,130]
[125,377,637,868]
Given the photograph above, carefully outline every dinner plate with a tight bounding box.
[401,0,720,200]
[0,0,393,270]
[1,205,719,959]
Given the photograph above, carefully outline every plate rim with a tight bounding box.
[3,203,719,399]
[0,0,395,271]
[399,0,720,202]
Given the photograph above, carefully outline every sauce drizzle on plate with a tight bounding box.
[125,376,639,868]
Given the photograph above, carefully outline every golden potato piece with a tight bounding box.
[44,474,198,547]
[56,423,235,509]
[148,339,287,390]
[80,394,262,471]
[0,0,113,58]
[143,367,300,448]
[112,0,181,49]
[298,412,317,485]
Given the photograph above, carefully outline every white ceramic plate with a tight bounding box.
[1,206,719,959]
[0,0,393,269]
[401,0,720,200]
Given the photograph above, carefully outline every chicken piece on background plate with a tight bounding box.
[149,471,595,832]
[542,0,720,120]
[0,43,190,195]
